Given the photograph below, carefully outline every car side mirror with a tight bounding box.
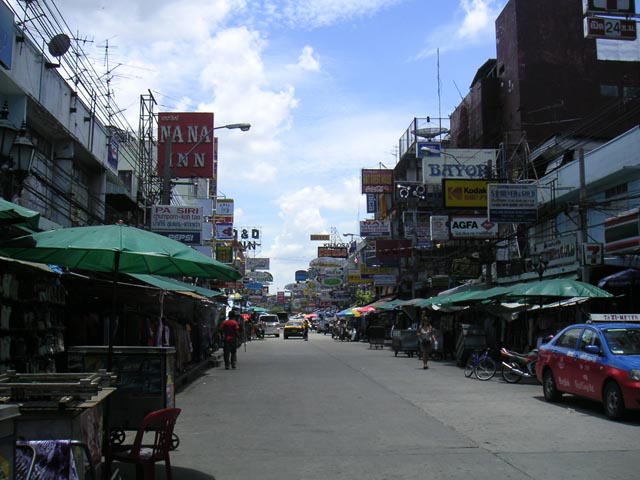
[584,344,601,355]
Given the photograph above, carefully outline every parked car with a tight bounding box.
[259,314,281,338]
[535,322,640,420]
[283,320,306,339]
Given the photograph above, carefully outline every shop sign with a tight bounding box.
[532,234,578,268]
[322,277,342,287]
[450,216,498,239]
[375,239,412,259]
[361,169,394,194]
[360,219,391,237]
[295,270,309,282]
[215,222,234,240]
[430,215,450,241]
[246,257,270,270]
[235,227,261,252]
[310,234,330,241]
[373,274,397,286]
[157,112,215,178]
[247,271,273,283]
[318,246,348,258]
[154,230,201,245]
[366,194,378,213]
[215,244,233,263]
[604,208,640,254]
[216,199,234,216]
[422,149,496,184]
[443,179,489,208]
[582,243,604,265]
[151,205,203,232]
[583,16,637,40]
[451,257,482,278]
[488,183,538,223]
[583,0,636,16]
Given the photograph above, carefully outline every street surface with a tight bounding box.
[138,333,638,479]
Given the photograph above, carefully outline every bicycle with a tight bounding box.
[464,348,497,381]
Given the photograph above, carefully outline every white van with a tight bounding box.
[259,314,281,337]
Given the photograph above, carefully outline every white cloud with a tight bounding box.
[292,46,321,72]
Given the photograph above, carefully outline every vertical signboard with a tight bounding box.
[157,112,215,178]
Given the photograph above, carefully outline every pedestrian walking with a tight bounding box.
[417,314,436,370]
[219,311,240,370]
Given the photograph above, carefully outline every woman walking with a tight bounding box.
[417,315,436,369]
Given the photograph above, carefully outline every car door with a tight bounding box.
[550,326,584,395]
[573,327,606,401]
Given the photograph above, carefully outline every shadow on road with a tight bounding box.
[111,464,216,479]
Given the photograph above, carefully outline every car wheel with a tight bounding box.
[603,382,625,420]
[543,369,562,402]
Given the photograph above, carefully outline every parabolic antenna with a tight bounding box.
[48,33,71,57]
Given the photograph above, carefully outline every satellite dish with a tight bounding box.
[48,34,71,57]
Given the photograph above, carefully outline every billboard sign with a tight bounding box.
[214,222,234,240]
[584,16,637,40]
[422,149,496,184]
[583,0,636,15]
[157,112,215,178]
[151,205,203,232]
[318,246,348,258]
[154,231,201,245]
[450,216,498,239]
[442,179,490,208]
[361,169,394,194]
[246,257,270,270]
[310,234,330,241]
[366,194,378,213]
[216,198,234,216]
[360,219,391,237]
[488,183,538,223]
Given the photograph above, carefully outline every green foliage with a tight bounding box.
[354,288,373,307]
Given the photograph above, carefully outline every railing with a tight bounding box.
[398,117,451,160]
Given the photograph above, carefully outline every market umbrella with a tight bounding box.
[0,198,40,229]
[0,223,242,366]
[505,278,613,300]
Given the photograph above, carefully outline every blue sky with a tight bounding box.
[25,0,510,291]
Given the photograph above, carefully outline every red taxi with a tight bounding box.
[535,322,640,420]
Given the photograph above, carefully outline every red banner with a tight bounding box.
[157,112,215,178]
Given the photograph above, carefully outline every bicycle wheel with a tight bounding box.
[464,357,475,378]
[501,361,522,383]
[475,357,497,381]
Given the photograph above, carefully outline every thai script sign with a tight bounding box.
[362,169,394,194]
[151,205,203,231]
[360,219,391,237]
[157,112,215,178]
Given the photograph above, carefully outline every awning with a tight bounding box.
[0,198,40,229]
[127,274,223,298]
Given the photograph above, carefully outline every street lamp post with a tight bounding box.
[0,102,36,201]
[531,251,551,281]
[161,122,251,204]
[420,146,463,166]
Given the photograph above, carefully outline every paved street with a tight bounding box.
[138,333,638,479]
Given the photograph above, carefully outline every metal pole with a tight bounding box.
[162,136,172,204]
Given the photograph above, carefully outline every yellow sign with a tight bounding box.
[443,179,489,208]
[359,266,394,275]
[348,273,373,284]
[310,234,330,241]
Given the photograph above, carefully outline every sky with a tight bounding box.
[19,0,510,292]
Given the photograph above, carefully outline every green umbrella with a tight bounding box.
[505,278,613,299]
[0,223,241,281]
[0,223,241,367]
[0,198,40,229]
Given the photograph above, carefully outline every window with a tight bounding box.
[579,328,601,352]
[556,328,582,349]
[600,85,619,97]
[604,183,627,199]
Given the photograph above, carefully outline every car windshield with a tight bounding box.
[603,327,640,355]
[288,321,302,327]
[262,316,278,322]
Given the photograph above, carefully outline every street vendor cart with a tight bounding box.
[67,346,176,447]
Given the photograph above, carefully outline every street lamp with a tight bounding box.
[420,146,463,166]
[0,102,36,201]
[531,251,551,281]
[162,122,251,204]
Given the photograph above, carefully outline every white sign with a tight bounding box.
[422,149,497,184]
[246,257,270,270]
[450,216,498,239]
[150,205,203,232]
[590,313,640,322]
[215,199,234,216]
[360,219,391,237]
[488,183,538,223]
[430,215,450,241]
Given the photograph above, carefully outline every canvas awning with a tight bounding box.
[127,273,223,298]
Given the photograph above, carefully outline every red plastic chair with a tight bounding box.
[107,408,181,480]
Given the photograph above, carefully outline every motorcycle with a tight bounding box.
[500,347,539,383]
